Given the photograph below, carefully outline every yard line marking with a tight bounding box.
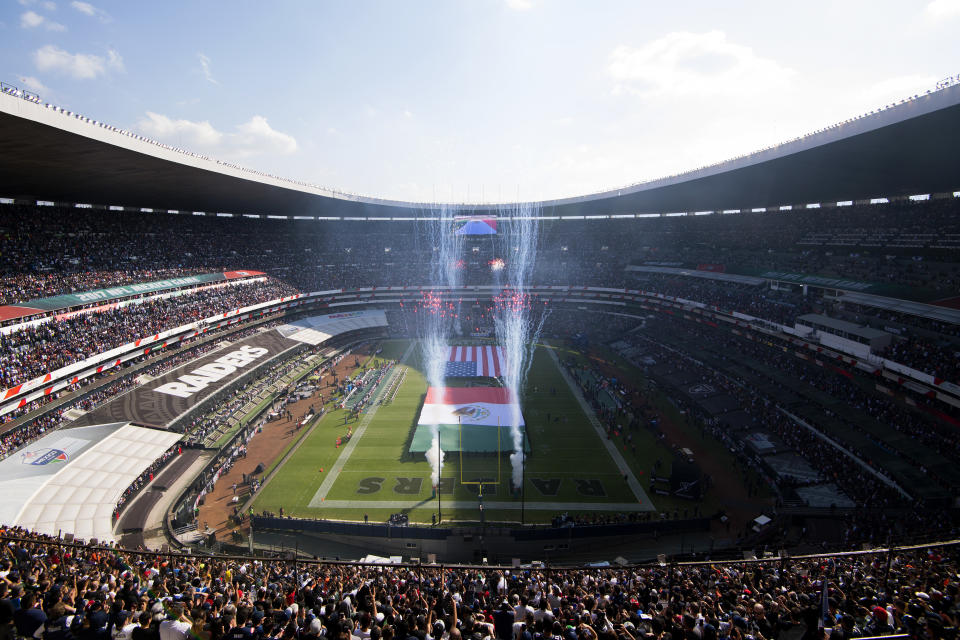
[545,345,654,509]
[302,500,652,511]
[307,340,418,508]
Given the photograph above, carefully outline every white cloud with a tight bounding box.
[138,112,298,159]
[233,115,298,156]
[139,112,223,147]
[33,45,119,79]
[505,0,534,9]
[198,53,218,85]
[70,1,110,21]
[107,49,123,71]
[607,30,793,98]
[21,10,43,27]
[17,75,50,94]
[864,74,939,104]
[20,10,66,31]
[403,109,413,118]
[70,0,94,14]
[18,0,58,7]
[924,0,960,18]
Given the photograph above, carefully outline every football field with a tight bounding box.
[253,338,670,524]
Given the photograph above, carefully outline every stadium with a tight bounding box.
[1,5,960,639]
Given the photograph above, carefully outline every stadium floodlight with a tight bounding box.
[806,203,821,209]
[870,198,889,204]
[752,207,765,213]
[837,201,853,207]
[909,194,930,201]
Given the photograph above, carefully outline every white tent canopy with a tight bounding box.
[13,424,181,542]
[276,310,387,346]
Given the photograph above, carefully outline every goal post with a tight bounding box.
[458,416,501,494]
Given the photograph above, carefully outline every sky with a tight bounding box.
[2,0,959,203]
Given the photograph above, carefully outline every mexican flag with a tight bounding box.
[419,387,524,427]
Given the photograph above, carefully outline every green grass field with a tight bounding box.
[253,338,712,524]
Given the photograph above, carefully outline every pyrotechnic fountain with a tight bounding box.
[418,206,463,488]
[493,203,546,489]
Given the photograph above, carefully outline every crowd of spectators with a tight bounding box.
[1,200,960,547]
[614,325,898,507]
[0,279,298,390]
[3,201,960,393]
[338,358,395,415]
[624,274,816,328]
[679,322,960,487]
[0,319,289,462]
[876,339,960,385]
[0,267,215,307]
[609,327,960,548]
[4,199,960,304]
[0,527,959,640]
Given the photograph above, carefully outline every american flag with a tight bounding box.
[445,345,506,378]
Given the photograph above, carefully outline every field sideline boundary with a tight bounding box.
[545,344,654,509]
[303,499,653,511]
[308,340,418,507]
[240,403,325,515]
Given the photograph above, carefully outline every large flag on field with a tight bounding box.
[445,345,507,378]
[419,387,524,427]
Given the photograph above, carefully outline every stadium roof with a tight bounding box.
[1,84,959,217]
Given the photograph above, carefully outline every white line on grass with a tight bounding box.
[545,345,655,510]
[308,500,652,511]
[308,340,418,507]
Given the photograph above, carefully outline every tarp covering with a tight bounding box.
[6,424,181,542]
[275,310,387,345]
[0,423,126,527]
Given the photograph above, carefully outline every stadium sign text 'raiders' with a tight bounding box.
[152,345,269,398]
